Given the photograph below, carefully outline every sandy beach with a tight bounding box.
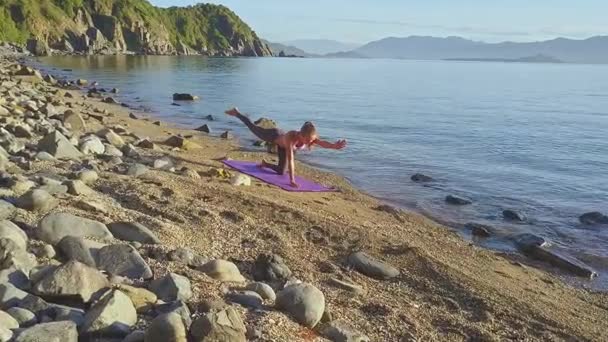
[0,50,606,341]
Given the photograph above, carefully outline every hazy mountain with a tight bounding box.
[283,39,361,55]
[262,40,315,57]
[347,36,608,63]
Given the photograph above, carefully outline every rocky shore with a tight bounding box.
[0,51,606,341]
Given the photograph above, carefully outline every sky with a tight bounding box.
[150,1,608,44]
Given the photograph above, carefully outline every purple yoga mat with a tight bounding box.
[222,160,336,192]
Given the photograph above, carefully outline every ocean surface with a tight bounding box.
[37,56,608,288]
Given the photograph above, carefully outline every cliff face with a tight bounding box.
[0,0,272,57]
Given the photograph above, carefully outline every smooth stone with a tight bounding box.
[227,291,263,309]
[122,144,139,158]
[322,320,370,342]
[37,131,83,160]
[523,244,598,279]
[32,260,109,304]
[65,180,95,196]
[0,309,19,329]
[63,110,86,132]
[154,300,192,329]
[252,253,292,282]
[199,260,245,283]
[116,284,156,313]
[230,174,251,186]
[144,313,187,342]
[96,244,152,279]
[276,283,325,328]
[347,252,400,280]
[107,222,160,244]
[56,236,105,267]
[15,189,57,212]
[0,327,12,342]
[6,307,36,327]
[34,152,55,161]
[103,144,123,157]
[80,289,137,337]
[37,212,113,245]
[513,233,548,252]
[76,199,108,213]
[153,157,174,170]
[99,129,124,148]
[245,282,276,301]
[13,321,78,342]
[503,209,527,222]
[149,273,192,302]
[167,248,195,264]
[126,164,148,177]
[445,195,472,205]
[411,173,433,182]
[189,307,245,342]
[579,211,608,225]
[77,170,99,185]
[328,278,365,295]
[37,183,68,195]
[0,220,28,250]
[0,267,29,289]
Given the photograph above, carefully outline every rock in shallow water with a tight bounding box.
[347,252,399,280]
[445,195,472,205]
[465,223,492,237]
[579,211,608,225]
[411,173,433,182]
[503,209,526,222]
[276,283,325,328]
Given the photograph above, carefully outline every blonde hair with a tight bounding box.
[300,121,317,139]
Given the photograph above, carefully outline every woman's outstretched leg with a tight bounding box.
[225,107,279,142]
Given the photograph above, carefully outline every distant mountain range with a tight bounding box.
[334,36,608,63]
[281,39,361,55]
[262,40,316,57]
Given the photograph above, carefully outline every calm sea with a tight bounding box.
[37,56,608,288]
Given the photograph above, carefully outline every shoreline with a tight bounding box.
[1,51,607,341]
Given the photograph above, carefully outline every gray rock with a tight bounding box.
[154,300,192,329]
[245,282,276,301]
[37,212,113,245]
[43,304,85,327]
[63,110,86,133]
[0,220,28,250]
[195,124,210,133]
[276,283,325,328]
[0,283,29,309]
[103,144,123,157]
[0,309,19,329]
[12,125,33,139]
[6,307,36,327]
[445,195,472,205]
[579,211,608,225]
[0,267,29,289]
[227,291,263,309]
[144,313,187,342]
[252,254,292,282]
[153,157,174,170]
[347,252,399,280]
[80,289,136,337]
[34,244,56,259]
[37,183,68,195]
[513,233,547,252]
[328,278,365,295]
[199,260,245,283]
[98,129,125,148]
[503,209,526,222]
[79,135,105,155]
[56,236,105,267]
[126,163,148,177]
[37,131,83,160]
[32,260,109,304]
[13,321,78,342]
[76,199,107,214]
[0,239,37,273]
[0,327,11,342]
[34,151,56,161]
[190,307,246,342]
[64,180,94,196]
[322,320,370,342]
[15,189,57,212]
[149,273,192,302]
[466,223,492,238]
[167,248,195,264]
[0,201,15,220]
[29,265,58,285]
[77,170,99,185]
[115,284,156,313]
[96,244,152,279]
[107,222,160,244]
[122,144,139,158]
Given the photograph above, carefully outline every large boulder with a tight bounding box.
[0,220,28,250]
[80,289,137,338]
[107,222,160,244]
[37,213,113,245]
[32,260,109,304]
[56,236,105,267]
[190,307,246,342]
[149,273,192,302]
[347,252,399,280]
[96,244,152,279]
[79,135,105,155]
[199,260,245,283]
[38,131,83,160]
[13,321,78,342]
[144,312,187,342]
[276,283,325,328]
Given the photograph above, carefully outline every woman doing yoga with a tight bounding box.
[225,107,347,188]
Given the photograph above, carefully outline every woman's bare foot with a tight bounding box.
[225,107,240,116]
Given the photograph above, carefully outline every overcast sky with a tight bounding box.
[149,0,607,44]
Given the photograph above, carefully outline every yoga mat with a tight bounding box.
[222,160,336,192]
